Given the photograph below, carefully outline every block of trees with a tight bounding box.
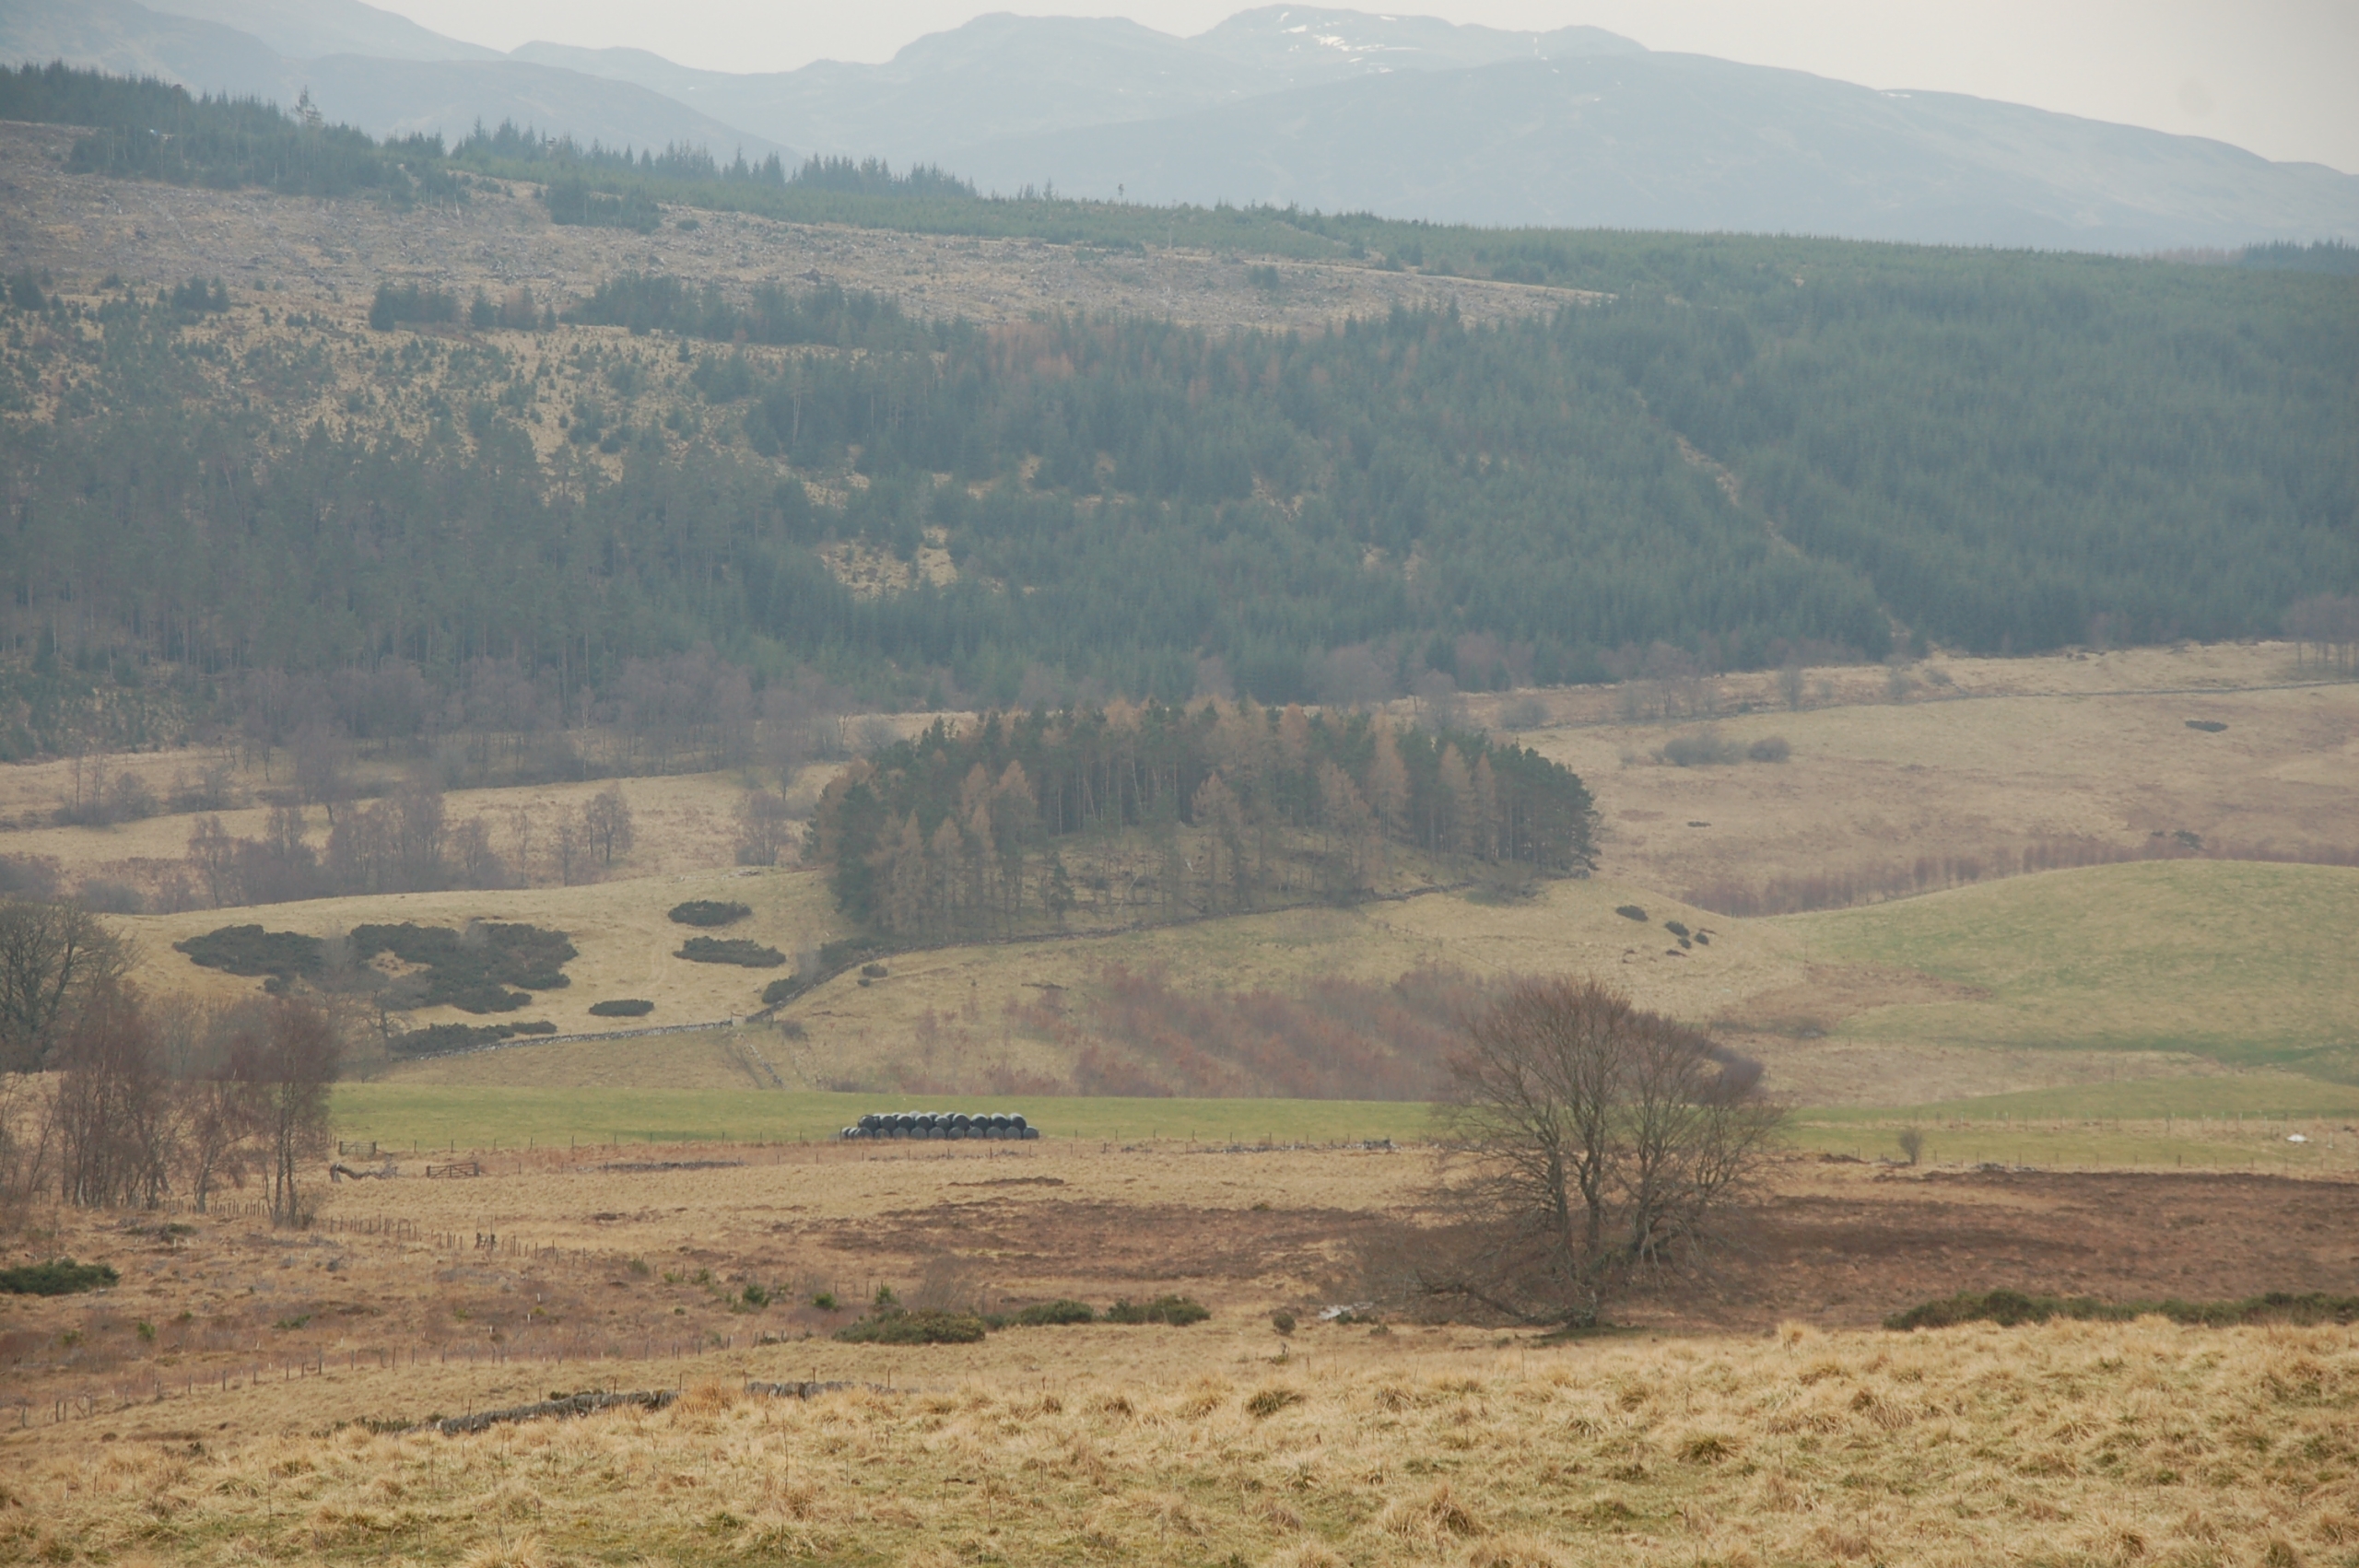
[810,706,1595,942]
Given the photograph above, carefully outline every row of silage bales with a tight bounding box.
[840,1111,1039,1141]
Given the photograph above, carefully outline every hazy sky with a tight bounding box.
[373,0,2359,173]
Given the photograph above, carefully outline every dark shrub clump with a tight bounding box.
[667,900,751,927]
[1886,1289,2359,1331]
[589,999,655,1017]
[0,1258,120,1295]
[1103,1295,1211,1326]
[176,925,324,983]
[833,1308,989,1345]
[1009,1299,1096,1327]
[676,937,787,968]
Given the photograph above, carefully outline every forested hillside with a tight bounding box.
[0,63,2352,731]
[4,266,2348,718]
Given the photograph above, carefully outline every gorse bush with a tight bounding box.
[1885,1289,2359,1331]
[675,937,787,968]
[0,1258,119,1295]
[176,925,325,983]
[348,922,576,1012]
[832,1308,989,1344]
[1103,1295,1212,1326]
[1008,1299,1096,1327]
[588,999,654,1017]
[667,900,751,928]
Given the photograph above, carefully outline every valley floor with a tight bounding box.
[2,1137,2354,1564]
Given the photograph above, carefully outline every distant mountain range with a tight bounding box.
[5,0,2353,251]
[0,0,788,156]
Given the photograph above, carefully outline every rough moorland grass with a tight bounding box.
[14,1321,2354,1566]
[1789,860,2359,1071]
[332,1083,1437,1151]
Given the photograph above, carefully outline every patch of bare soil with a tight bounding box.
[1651,1163,2359,1329]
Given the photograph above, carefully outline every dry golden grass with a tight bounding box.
[6,1128,2353,1563]
[761,872,1800,1096]
[1493,644,2358,913]
[5,1317,2353,1566]
[17,768,830,907]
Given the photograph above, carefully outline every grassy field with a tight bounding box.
[1512,642,2359,914]
[1811,1071,2359,1122]
[9,1319,2353,1567]
[334,1074,2359,1174]
[1788,860,2359,1072]
[359,857,2359,1116]
[333,1082,1439,1151]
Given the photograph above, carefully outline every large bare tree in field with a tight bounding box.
[1423,978,1779,1328]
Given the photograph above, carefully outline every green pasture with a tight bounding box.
[332,1084,1438,1153]
[1805,1073,2359,1124]
[332,1079,2358,1174]
[1780,1117,2355,1174]
[1786,860,2359,1073]
[1785,1071,2359,1172]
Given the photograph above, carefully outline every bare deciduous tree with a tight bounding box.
[53,982,173,1209]
[734,788,798,867]
[1417,978,1779,1328]
[243,999,340,1227]
[583,783,635,866]
[0,1072,56,1223]
[0,900,129,1072]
